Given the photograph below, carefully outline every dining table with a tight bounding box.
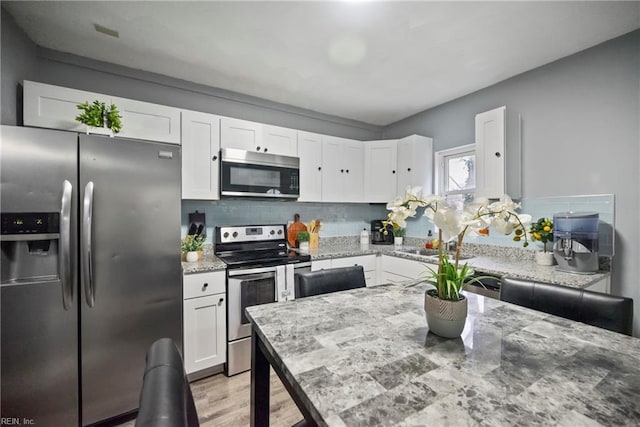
[246,283,640,426]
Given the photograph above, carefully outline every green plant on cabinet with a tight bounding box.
[75,100,123,133]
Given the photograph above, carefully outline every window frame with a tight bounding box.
[435,144,476,197]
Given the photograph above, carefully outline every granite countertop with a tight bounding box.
[182,240,610,290]
[246,284,640,426]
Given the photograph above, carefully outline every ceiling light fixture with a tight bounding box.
[94,24,119,38]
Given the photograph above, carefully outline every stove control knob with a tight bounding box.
[223,232,229,238]
[270,230,275,235]
[232,232,238,238]
[277,230,283,235]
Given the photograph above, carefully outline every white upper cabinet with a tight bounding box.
[262,124,298,156]
[181,111,221,200]
[112,96,182,144]
[220,118,297,157]
[397,134,433,196]
[322,136,364,202]
[364,139,398,202]
[23,81,110,133]
[23,81,182,144]
[342,140,364,202]
[220,117,262,152]
[475,106,506,199]
[297,131,323,202]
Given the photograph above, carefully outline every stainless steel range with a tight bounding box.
[214,224,311,376]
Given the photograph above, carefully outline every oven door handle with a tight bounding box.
[227,266,278,277]
[232,272,276,281]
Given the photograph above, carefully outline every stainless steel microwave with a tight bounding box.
[220,148,300,199]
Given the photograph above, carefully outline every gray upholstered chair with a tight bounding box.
[295,266,366,298]
[500,276,633,336]
[136,338,199,427]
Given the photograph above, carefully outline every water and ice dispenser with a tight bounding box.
[1,212,63,285]
[553,212,599,274]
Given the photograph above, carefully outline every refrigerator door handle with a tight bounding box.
[82,181,95,307]
[60,180,73,310]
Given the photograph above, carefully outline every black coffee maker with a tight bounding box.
[371,220,394,245]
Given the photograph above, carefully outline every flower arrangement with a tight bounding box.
[529,217,554,253]
[384,187,531,301]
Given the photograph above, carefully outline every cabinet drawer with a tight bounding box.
[311,259,332,271]
[331,255,376,271]
[183,271,225,299]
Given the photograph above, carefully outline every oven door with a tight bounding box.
[228,267,278,341]
[220,149,299,198]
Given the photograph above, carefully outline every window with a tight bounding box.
[436,144,476,207]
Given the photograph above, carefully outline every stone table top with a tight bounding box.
[182,241,609,289]
[247,284,640,426]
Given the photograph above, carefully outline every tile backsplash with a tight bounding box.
[181,199,388,242]
[182,194,615,257]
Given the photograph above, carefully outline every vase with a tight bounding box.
[394,237,403,247]
[535,251,555,266]
[185,251,199,262]
[424,289,468,338]
[299,241,310,254]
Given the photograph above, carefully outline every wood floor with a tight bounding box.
[117,369,302,427]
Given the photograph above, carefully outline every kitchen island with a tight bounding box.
[246,284,640,426]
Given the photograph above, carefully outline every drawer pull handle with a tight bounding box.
[202,283,208,289]
[218,298,224,305]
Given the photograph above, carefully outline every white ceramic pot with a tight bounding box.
[535,251,555,266]
[394,237,403,247]
[186,251,199,262]
[299,242,310,254]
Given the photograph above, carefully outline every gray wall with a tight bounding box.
[1,7,38,125]
[0,7,381,140]
[384,30,640,336]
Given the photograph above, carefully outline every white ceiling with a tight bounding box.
[4,1,640,126]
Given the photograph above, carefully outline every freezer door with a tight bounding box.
[1,126,79,426]
[79,135,182,425]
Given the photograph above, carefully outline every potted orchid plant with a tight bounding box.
[384,186,531,338]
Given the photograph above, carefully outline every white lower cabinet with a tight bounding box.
[586,276,611,294]
[183,271,226,375]
[380,255,434,285]
[310,255,377,287]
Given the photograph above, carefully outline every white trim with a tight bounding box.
[435,144,475,195]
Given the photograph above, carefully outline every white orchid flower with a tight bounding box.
[404,186,423,201]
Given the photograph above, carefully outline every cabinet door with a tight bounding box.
[342,140,364,202]
[113,97,182,144]
[475,106,506,199]
[397,135,433,196]
[23,80,110,132]
[220,117,263,152]
[321,136,345,202]
[262,124,297,156]
[183,294,226,374]
[298,131,323,202]
[181,111,221,200]
[364,140,397,202]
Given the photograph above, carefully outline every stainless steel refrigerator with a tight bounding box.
[1,126,182,426]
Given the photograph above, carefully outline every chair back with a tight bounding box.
[295,266,366,298]
[136,338,199,427]
[500,276,633,336]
